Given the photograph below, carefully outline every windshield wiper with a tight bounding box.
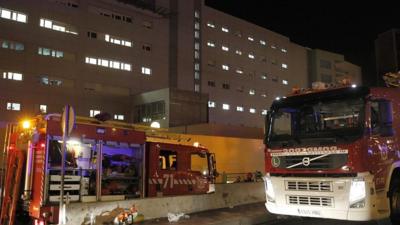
[334,132,348,141]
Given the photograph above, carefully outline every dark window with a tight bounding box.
[208,81,215,87]
[320,59,332,69]
[87,31,97,39]
[222,83,230,89]
[142,44,152,52]
[321,73,332,83]
[159,150,177,170]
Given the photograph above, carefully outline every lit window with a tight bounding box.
[194,31,200,38]
[236,106,244,112]
[114,114,124,121]
[222,104,230,110]
[249,89,255,95]
[271,45,277,49]
[260,40,266,45]
[0,7,27,23]
[221,45,229,51]
[261,93,267,98]
[282,63,288,69]
[194,50,199,59]
[90,109,101,117]
[194,42,200,50]
[281,48,287,53]
[195,63,200,71]
[260,74,267,80]
[207,41,215,47]
[85,57,131,71]
[6,102,21,111]
[221,26,229,33]
[39,104,47,113]
[40,76,62,86]
[1,39,24,51]
[194,11,200,18]
[194,22,200,30]
[248,53,255,59]
[208,101,216,108]
[39,18,78,35]
[3,72,22,81]
[235,50,242,55]
[194,72,200,80]
[249,108,256,114]
[141,67,152,75]
[222,64,229,71]
[247,36,254,41]
[105,34,132,47]
[261,109,268,115]
[194,84,200,92]
[236,68,243,74]
[282,79,288,85]
[206,22,215,28]
[38,47,64,58]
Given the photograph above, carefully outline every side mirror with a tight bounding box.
[264,111,271,144]
[379,101,394,137]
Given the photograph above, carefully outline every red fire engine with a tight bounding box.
[263,83,400,224]
[0,114,216,225]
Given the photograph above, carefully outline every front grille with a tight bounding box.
[287,195,334,207]
[286,180,332,192]
[272,154,347,170]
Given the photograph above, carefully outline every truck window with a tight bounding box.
[159,150,177,170]
[101,145,142,198]
[370,100,393,136]
[191,153,208,175]
[371,102,379,135]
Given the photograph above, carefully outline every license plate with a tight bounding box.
[297,209,322,217]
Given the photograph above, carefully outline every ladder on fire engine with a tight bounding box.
[0,123,25,225]
[383,71,400,87]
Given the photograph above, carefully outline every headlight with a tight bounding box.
[349,179,366,208]
[263,176,276,203]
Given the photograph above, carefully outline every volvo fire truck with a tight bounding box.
[0,114,217,225]
[263,83,400,224]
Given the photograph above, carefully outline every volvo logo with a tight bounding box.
[302,157,311,166]
[271,157,280,167]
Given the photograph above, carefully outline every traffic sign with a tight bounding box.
[61,105,75,136]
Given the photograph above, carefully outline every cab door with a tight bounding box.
[367,99,398,191]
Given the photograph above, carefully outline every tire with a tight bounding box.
[389,178,400,224]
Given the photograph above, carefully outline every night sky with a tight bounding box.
[205,0,400,86]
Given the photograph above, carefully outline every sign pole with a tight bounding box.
[59,105,75,225]
[59,105,69,225]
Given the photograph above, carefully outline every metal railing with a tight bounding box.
[216,171,264,184]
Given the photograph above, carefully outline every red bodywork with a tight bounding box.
[265,87,400,191]
[0,116,213,225]
[146,142,210,197]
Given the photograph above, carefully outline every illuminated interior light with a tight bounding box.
[22,120,31,129]
[150,121,161,128]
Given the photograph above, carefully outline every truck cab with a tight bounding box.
[263,86,400,223]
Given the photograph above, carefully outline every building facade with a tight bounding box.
[308,49,362,87]
[375,29,400,86]
[0,0,357,130]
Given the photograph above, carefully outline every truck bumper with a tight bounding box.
[264,173,386,221]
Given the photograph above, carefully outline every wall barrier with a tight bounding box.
[66,182,266,225]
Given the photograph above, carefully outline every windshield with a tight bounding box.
[268,97,365,147]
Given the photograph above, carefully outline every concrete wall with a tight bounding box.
[66,182,265,225]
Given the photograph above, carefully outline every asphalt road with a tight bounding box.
[262,216,390,225]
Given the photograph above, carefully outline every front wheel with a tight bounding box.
[389,178,400,224]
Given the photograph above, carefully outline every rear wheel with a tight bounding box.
[389,178,400,224]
